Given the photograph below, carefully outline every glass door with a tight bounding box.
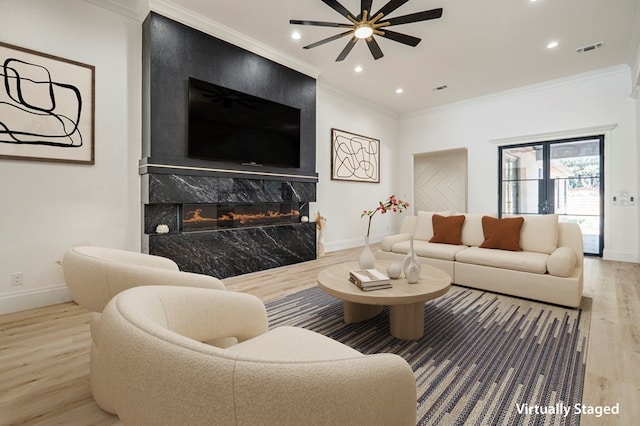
[499,136,604,256]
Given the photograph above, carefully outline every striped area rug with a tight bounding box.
[265,285,590,426]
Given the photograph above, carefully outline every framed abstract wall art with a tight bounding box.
[0,42,95,164]
[331,128,380,183]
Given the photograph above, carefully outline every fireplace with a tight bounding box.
[182,202,301,232]
[143,173,316,278]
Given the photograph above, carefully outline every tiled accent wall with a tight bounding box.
[143,173,316,278]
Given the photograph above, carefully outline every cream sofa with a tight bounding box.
[378,212,584,308]
[95,285,417,425]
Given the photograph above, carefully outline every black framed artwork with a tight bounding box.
[331,128,380,183]
[0,41,95,164]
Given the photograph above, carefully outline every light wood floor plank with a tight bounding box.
[0,248,638,425]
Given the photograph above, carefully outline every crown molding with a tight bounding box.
[317,83,398,119]
[148,0,321,79]
[84,0,149,21]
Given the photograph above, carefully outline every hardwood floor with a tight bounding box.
[0,247,638,425]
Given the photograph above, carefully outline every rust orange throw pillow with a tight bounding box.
[479,216,524,251]
[429,214,465,245]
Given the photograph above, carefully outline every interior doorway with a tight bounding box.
[499,136,604,256]
[413,149,468,213]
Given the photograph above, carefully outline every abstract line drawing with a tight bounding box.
[0,42,94,164]
[331,128,380,183]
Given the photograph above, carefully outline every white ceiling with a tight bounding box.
[104,0,640,115]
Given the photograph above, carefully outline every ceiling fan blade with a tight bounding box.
[378,29,421,47]
[290,19,350,28]
[321,0,356,20]
[366,37,384,60]
[360,0,373,17]
[385,8,443,26]
[303,31,353,49]
[336,37,358,61]
[373,0,409,19]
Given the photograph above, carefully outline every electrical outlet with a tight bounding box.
[11,272,23,286]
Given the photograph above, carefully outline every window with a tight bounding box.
[499,136,604,256]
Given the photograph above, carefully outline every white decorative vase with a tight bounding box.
[359,236,376,270]
[403,236,421,283]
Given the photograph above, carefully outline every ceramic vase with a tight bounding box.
[359,236,376,270]
[403,236,421,283]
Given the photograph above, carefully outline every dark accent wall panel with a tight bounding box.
[141,13,318,278]
[147,174,316,204]
[142,12,316,177]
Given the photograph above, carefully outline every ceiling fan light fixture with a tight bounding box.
[290,1,443,61]
[354,24,374,39]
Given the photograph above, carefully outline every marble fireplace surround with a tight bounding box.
[142,171,317,279]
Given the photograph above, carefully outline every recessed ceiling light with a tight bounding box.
[291,31,301,40]
[395,88,404,94]
[354,65,363,73]
[547,41,559,49]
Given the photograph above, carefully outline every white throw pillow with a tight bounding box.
[547,247,577,277]
[519,214,559,254]
[414,211,450,241]
[461,213,496,247]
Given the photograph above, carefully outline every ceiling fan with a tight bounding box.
[290,0,443,61]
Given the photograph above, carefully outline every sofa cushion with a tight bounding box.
[547,247,577,277]
[455,247,549,274]
[429,214,465,245]
[399,215,418,234]
[414,211,450,241]
[479,216,525,251]
[380,233,412,252]
[392,240,467,261]
[519,214,559,254]
[461,213,494,247]
[227,326,362,361]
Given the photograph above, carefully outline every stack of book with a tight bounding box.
[349,269,392,291]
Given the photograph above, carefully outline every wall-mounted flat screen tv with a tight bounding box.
[187,77,301,168]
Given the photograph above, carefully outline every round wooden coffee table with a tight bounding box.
[317,260,451,340]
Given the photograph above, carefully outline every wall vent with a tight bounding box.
[576,42,603,53]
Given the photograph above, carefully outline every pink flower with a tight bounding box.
[361,195,410,237]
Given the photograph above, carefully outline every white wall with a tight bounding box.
[636,84,640,262]
[399,67,638,262]
[0,0,142,314]
[314,85,402,252]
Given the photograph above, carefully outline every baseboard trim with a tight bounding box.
[602,249,639,263]
[0,285,71,315]
[324,235,383,253]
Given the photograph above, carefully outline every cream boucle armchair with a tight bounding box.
[62,245,226,412]
[94,285,417,425]
[63,245,225,313]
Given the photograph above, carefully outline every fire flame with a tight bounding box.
[184,209,300,225]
